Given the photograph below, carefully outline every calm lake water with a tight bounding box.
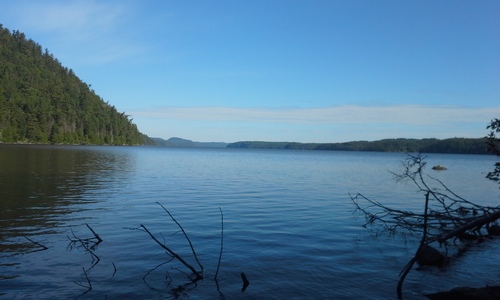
[0,144,498,299]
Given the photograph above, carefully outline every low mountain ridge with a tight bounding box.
[226,138,489,154]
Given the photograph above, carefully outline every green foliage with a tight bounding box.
[0,25,153,145]
[486,118,500,184]
[227,138,489,154]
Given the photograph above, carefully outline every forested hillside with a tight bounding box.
[227,138,489,154]
[0,25,152,145]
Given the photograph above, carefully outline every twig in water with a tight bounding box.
[143,260,172,291]
[74,267,92,299]
[156,202,204,274]
[140,224,203,281]
[67,224,103,249]
[214,207,224,281]
[23,236,48,253]
[67,224,102,269]
[397,192,430,299]
[85,223,103,243]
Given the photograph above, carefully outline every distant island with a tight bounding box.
[226,138,490,154]
[0,25,152,145]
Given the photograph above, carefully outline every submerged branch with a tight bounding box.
[85,223,103,243]
[140,224,203,281]
[352,153,500,299]
[156,202,204,274]
[23,236,48,253]
[215,207,224,281]
[397,192,430,300]
[67,224,103,269]
[428,210,500,244]
[74,267,92,299]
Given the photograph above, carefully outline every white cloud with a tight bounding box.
[6,0,143,65]
[11,1,121,37]
[131,105,500,126]
[131,105,499,142]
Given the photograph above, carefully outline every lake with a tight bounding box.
[0,144,498,299]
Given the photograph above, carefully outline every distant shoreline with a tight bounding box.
[2,137,493,156]
[225,137,491,155]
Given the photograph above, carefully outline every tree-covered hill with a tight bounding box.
[0,25,152,145]
[227,138,490,154]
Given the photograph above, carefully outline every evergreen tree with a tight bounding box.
[0,24,153,145]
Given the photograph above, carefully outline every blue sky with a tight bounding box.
[1,0,499,143]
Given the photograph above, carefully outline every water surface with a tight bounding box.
[0,145,498,299]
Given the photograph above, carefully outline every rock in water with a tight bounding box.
[416,245,447,267]
[487,224,500,236]
[432,165,447,170]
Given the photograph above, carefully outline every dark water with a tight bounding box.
[0,144,498,299]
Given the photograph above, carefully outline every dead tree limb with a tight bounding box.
[140,224,203,281]
[74,267,92,299]
[74,267,92,289]
[67,224,103,247]
[214,207,224,281]
[85,223,103,243]
[156,202,204,275]
[397,192,430,300]
[67,224,102,269]
[351,154,500,241]
[351,153,500,299]
[23,236,48,253]
[428,210,500,244]
[142,260,173,291]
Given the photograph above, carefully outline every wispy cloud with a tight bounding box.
[131,105,500,126]
[7,0,144,65]
[18,1,123,38]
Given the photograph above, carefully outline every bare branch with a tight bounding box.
[74,267,92,299]
[140,224,203,281]
[214,207,224,281]
[66,224,102,269]
[23,236,48,254]
[352,153,500,299]
[85,223,103,243]
[156,202,204,274]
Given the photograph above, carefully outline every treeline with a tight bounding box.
[0,25,152,145]
[227,138,490,154]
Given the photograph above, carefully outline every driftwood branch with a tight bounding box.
[352,154,500,241]
[67,224,102,269]
[428,210,500,244]
[352,153,500,299]
[214,207,224,281]
[23,236,48,253]
[156,202,204,274]
[142,260,173,291]
[85,223,103,243]
[67,223,103,246]
[74,267,92,299]
[140,224,203,281]
[397,192,430,299]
